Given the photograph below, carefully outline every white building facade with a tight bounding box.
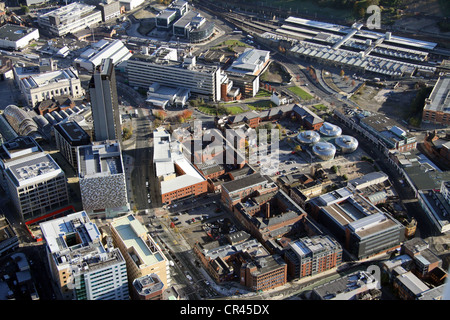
[40,211,129,300]
[17,67,84,107]
[37,3,102,36]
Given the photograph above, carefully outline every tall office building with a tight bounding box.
[40,211,129,300]
[89,58,122,143]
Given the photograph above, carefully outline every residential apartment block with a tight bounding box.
[195,237,287,291]
[37,3,102,36]
[40,211,129,300]
[284,235,342,279]
[240,255,287,292]
[110,214,169,293]
[77,140,129,218]
[0,136,69,222]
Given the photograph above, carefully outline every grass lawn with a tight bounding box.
[226,106,245,114]
[287,86,313,100]
[198,106,217,115]
[212,40,250,50]
[255,89,272,97]
[312,104,328,112]
[198,105,245,115]
[247,100,276,110]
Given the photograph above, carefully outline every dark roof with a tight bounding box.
[0,24,37,42]
[228,110,260,124]
[293,104,323,125]
[222,172,268,193]
[54,121,91,146]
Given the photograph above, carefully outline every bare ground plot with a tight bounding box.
[393,16,449,35]
[350,84,418,120]
[261,61,292,84]
[401,0,447,16]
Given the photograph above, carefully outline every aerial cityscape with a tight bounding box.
[0,0,449,304]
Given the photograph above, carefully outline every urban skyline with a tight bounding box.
[0,0,448,306]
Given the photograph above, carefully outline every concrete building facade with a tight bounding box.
[16,66,84,107]
[126,48,222,101]
[89,58,122,143]
[0,137,69,222]
[285,235,342,279]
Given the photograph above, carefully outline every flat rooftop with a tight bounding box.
[222,172,269,194]
[54,121,90,145]
[110,215,164,267]
[6,152,62,187]
[39,211,100,254]
[0,136,42,162]
[78,141,123,177]
[319,192,401,239]
[0,24,38,41]
[40,2,98,21]
[424,77,450,114]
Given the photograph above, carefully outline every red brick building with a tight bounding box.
[221,172,276,210]
[240,255,287,292]
[422,76,450,126]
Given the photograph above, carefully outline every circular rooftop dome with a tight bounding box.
[296,130,320,145]
[312,142,336,161]
[319,122,342,137]
[335,135,359,153]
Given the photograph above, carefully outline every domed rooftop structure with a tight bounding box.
[312,142,336,161]
[296,130,320,145]
[335,135,358,153]
[3,105,39,137]
[319,122,342,137]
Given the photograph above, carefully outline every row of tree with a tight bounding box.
[154,109,194,123]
